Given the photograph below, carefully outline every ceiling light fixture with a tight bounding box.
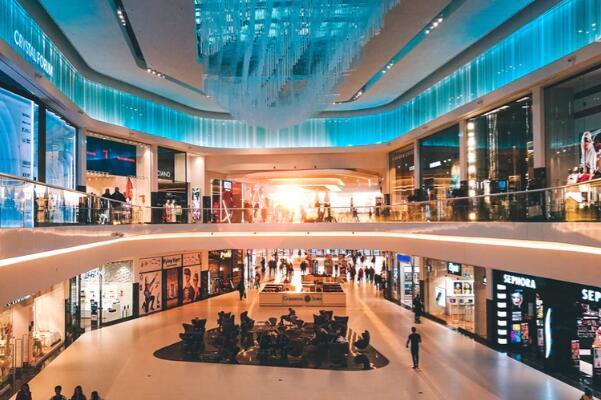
[194,0,399,129]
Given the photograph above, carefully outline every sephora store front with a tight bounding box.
[494,270,601,391]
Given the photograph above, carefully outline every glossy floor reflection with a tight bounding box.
[14,283,584,400]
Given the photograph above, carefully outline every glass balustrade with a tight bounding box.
[1,173,600,228]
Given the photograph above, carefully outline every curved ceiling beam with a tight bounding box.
[1,229,600,307]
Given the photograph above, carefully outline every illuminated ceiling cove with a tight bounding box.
[2,0,600,148]
[194,0,398,129]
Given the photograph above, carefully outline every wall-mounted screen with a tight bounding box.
[46,109,76,189]
[0,86,36,179]
[87,136,136,177]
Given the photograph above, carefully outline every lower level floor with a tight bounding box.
[9,283,583,400]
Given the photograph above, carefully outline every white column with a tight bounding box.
[413,141,421,189]
[458,120,468,182]
[77,129,88,189]
[149,144,159,193]
[531,86,546,169]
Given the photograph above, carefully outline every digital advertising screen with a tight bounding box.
[0,86,36,179]
[86,136,137,177]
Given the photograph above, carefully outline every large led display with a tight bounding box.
[0,86,36,179]
[46,109,76,189]
[86,136,137,177]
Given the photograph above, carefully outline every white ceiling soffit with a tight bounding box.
[328,0,534,112]
[333,0,447,103]
[122,0,204,91]
[37,0,223,112]
[36,0,533,116]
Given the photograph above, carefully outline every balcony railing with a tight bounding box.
[1,172,600,228]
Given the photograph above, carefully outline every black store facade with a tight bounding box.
[493,270,601,390]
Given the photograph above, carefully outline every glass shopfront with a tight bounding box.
[389,254,420,307]
[85,134,151,224]
[546,66,601,187]
[208,250,243,294]
[80,261,134,329]
[424,259,486,334]
[389,145,415,205]
[0,284,65,393]
[493,270,601,391]
[154,147,188,223]
[210,179,245,223]
[467,97,533,196]
[420,125,461,200]
[0,83,80,228]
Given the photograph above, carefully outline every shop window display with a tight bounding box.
[419,125,461,200]
[0,284,65,392]
[467,97,533,196]
[85,134,151,224]
[80,261,134,328]
[389,145,415,205]
[494,270,601,390]
[424,259,479,333]
[546,66,601,186]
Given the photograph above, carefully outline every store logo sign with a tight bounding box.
[13,30,54,78]
[503,274,536,289]
[158,170,172,179]
[582,289,601,303]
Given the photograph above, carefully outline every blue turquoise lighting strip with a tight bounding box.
[0,0,600,148]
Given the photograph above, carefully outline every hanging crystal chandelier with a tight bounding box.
[194,0,399,129]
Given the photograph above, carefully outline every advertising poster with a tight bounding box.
[165,268,180,309]
[139,271,162,315]
[139,257,161,273]
[0,87,35,179]
[182,265,201,304]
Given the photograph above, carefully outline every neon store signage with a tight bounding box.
[13,30,53,78]
[581,289,601,303]
[503,274,536,289]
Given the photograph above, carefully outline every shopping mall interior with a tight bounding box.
[1,0,601,399]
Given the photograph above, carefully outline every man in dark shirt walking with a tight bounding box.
[406,326,422,369]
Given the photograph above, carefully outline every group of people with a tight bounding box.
[15,384,101,400]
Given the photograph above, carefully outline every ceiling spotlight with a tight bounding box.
[425,30,430,34]
[438,17,443,23]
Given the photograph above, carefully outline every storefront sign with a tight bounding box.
[503,274,536,289]
[13,30,54,78]
[581,289,601,303]
[183,252,201,267]
[157,169,172,179]
[162,254,183,269]
[282,293,323,306]
[139,257,162,273]
[447,262,462,276]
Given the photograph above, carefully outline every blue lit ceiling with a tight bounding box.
[194,0,398,128]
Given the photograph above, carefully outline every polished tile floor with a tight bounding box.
[16,283,584,400]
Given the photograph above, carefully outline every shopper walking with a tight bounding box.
[406,327,422,369]
[90,392,102,400]
[412,294,423,324]
[580,388,594,400]
[16,383,32,400]
[70,385,87,400]
[237,279,246,300]
[50,385,67,400]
